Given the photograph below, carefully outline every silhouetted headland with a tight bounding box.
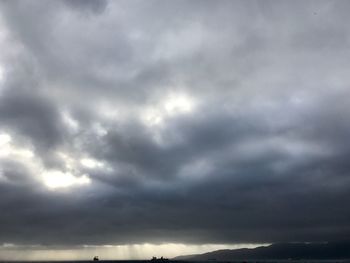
[174,241,350,260]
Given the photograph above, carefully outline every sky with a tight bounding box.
[1,0,350,260]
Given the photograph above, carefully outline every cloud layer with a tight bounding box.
[1,0,350,251]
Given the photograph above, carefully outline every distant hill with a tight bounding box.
[173,241,350,260]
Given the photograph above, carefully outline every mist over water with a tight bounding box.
[0,244,264,261]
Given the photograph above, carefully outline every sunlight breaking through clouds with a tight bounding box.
[0,243,269,261]
[0,132,11,146]
[0,133,92,190]
[43,170,90,189]
[0,64,4,83]
[80,158,104,169]
[142,92,195,127]
[0,133,34,159]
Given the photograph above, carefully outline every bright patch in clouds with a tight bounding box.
[80,158,104,169]
[0,133,11,145]
[142,92,195,126]
[40,152,98,189]
[0,133,34,159]
[0,64,4,83]
[0,134,91,189]
[62,110,79,132]
[164,93,193,114]
[43,170,90,189]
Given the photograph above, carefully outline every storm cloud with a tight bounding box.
[1,0,350,256]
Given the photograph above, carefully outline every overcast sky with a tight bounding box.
[1,0,350,260]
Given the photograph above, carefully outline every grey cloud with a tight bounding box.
[62,0,108,14]
[0,88,63,151]
[0,0,350,248]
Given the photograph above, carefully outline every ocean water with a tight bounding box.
[1,260,350,263]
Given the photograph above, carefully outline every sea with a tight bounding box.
[1,260,350,263]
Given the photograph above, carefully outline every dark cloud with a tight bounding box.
[0,0,350,251]
[0,88,64,151]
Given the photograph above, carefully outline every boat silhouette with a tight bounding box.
[151,256,169,262]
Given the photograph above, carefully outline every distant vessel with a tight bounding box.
[151,256,169,262]
[93,256,99,261]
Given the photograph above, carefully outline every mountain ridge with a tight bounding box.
[173,241,350,260]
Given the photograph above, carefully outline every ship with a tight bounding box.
[151,256,169,262]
